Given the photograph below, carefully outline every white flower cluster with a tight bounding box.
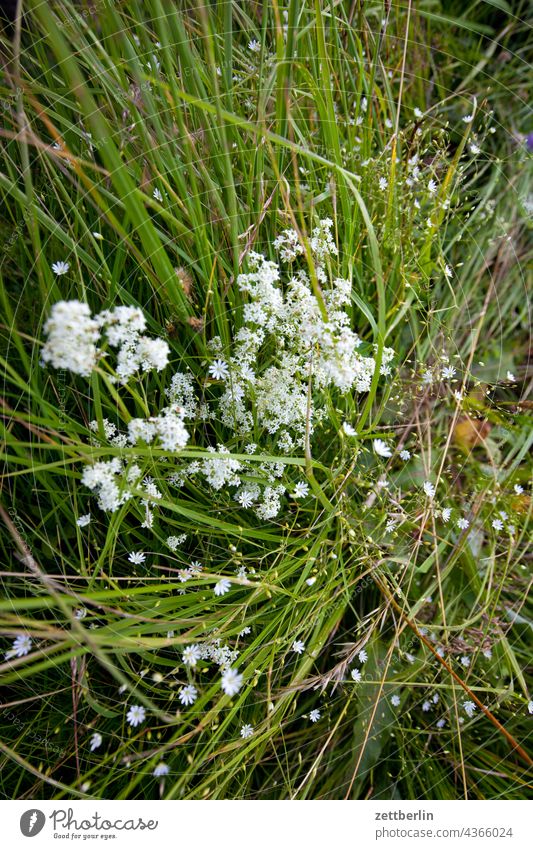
[41,302,170,383]
[81,458,144,512]
[167,443,288,521]
[166,372,199,418]
[154,222,393,521]
[41,300,100,377]
[214,219,393,449]
[183,639,239,670]
[127,407,189,452]
[166,533,187,551]
[48,222,394,524]
[82,410,188,518]
[272,226,304,262]
[201,445,242,490]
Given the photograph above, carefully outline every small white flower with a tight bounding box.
[444,264,453,278]
[423,480,436,499]
[5,634,32,659]
[89,733,102,751]
[351,668,362,682]
[441,507,452,523]
[240,724,254,738]
[483,648,492,659]
[374,439,392,458]
[399,449,410,460]
[405,653,415,664]
[128,551,146,565]
[457,517,470,530]
[248,39,260,52]
[237,489,255,508]
[379,176,388,191]
[514,484,524,495]
[422,700,431,712]
[208,359,229,381]
[153,187,163,202]
[469,142,480,155]
[385,519,396,535]
[293,482,309,499]
[74,608,87,620]
[491,518,503,531]
[460,655,470,668]
[182,645,202,667]
[358,650,368,664]
[309,709,321,722]
[214,578,232,597]
[221,667,243,697]
[436,718,446,728]
[305,576,316,586]
[506,371,516,382]
[414,107,423,119]
[178,684,198,706]
[391,695,401,707]
[292,640,305,655]
[463,113,474,123]
[76,514,91,528]
[51,260,69,276]
[92,231,103,240]
[442,366,456,379]
[427,179,437,194]
[153,763,169,777]
[342,422,357,437]
[126,705,146,727]
[528,701,533,715]
[463,701,476,718]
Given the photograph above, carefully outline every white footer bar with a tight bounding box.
[1,799,530,848]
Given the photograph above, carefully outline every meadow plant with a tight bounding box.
[0,0,531,801]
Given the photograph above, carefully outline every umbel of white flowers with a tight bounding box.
[210,219,394,450]
[41,302,170,382]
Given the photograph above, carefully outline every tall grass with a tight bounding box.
[0,0,531,800]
